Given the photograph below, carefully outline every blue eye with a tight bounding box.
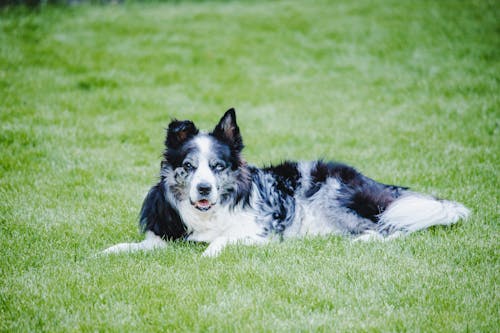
[213,162,226,172]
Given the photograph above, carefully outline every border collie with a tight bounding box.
[103,108,470,257]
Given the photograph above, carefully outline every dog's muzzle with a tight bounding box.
[192,182,216,211]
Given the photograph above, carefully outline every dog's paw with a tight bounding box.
[353,230,384,242]
[101,242,136,255]
[202,238,229,257]
[353,230,405,242]
[101,232,167,255]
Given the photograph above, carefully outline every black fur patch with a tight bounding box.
[263,161,300,196]
[338,180,406,222]
[139,182,187,240]
[307,161,407,222]
[164,135,208,169]
[305,161,358,197]
[166,120,199,149]
[211,108,244,153]
[164,120,200,168]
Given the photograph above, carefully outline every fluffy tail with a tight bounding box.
[378,193,470,234]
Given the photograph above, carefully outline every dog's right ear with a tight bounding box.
[165,120,199,149]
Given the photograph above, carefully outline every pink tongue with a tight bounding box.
[197,199,210,208]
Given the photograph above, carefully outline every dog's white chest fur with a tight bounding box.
[178,202,266,256]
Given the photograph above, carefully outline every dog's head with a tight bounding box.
[162,108,248,212]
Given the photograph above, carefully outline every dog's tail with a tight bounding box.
[377,193,470,235]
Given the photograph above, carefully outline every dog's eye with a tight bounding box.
[183,161,195,171]
[213,162,226,172]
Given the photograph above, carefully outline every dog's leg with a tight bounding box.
[101,231,166,254]
[202,237,230,257]
[202,236,268,257]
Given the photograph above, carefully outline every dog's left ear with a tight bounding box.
[212,108,243,152]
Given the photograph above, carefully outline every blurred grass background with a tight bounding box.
[0,0,498,331]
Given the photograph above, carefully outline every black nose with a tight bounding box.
[197,183,212,196]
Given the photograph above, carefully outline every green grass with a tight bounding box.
[1,0,499,331]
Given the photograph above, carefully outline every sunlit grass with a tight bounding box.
[0,0,498,331]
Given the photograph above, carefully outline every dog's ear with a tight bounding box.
[212,108,243,152]
[165,120,199,149]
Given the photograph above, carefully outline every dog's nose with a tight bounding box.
[197,183,212,196]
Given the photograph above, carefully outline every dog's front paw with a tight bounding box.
[101,232,167,255]
[101,242,135,254]
[202,238,229,257]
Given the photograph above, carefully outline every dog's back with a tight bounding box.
[253,160,469,240]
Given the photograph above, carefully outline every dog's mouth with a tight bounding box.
[193,199,214,212]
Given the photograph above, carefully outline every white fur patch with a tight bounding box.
[354,230,404,242]
[285,163,344,237]
[378,193,470,233]
[178,196,266,257]
[189,136,218,205]
[296,177,343,236]
[101,231,166,254]
[202,236,267,257]
[193,135,212,155]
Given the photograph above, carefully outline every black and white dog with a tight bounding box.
[103,109,470,257]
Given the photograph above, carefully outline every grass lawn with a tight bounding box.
[1,0,498,331]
